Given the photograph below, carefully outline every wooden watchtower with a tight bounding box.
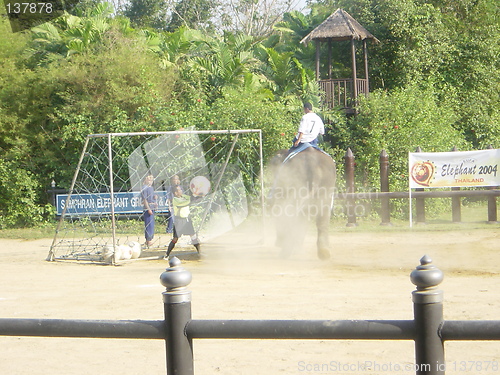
[300,8,379,113]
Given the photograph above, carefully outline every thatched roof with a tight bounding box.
[300,8,379,45]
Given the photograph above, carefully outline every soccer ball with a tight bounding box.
[119,242,142,260]
[101,242,141,263]
[129,241,142,259]
[190,175,211,197]
[119,244,132,260]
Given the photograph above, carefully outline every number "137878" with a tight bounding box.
[6,2,53,14]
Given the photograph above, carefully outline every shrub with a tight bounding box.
[0,159,54,228]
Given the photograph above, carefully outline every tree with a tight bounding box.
[217,0,302,37]
[167,0,216,32]
[122,0,170,29]
[2,11,178,187]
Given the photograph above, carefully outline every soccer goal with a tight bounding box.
[46,129,264,264]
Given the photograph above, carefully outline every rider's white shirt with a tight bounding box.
[297,112,325,143]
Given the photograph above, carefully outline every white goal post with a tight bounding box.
[46,129,265,264]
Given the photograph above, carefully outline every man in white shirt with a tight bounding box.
[293,102,325,148]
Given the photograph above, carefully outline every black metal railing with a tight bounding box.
[1,255,500,374]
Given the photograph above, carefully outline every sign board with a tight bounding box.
[409,149,500,189]
[56,191,171,216]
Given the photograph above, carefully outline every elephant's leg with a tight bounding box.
[276,214,297,258]
[316,199,331,260]
[275,203,306,258]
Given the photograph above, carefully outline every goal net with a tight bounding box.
[46,129,264,263]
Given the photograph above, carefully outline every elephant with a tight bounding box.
[268,146,336,260]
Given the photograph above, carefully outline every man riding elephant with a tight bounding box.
[291,102,325,149]
[270,129,336,260]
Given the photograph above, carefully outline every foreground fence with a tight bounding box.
[1,255,500,374]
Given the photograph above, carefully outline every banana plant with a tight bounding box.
[187,32,263,98]
[257,45,319,105]
[26,2,115,64]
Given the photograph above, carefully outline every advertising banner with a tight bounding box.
[56,191,171,216]
[409,149,500,189]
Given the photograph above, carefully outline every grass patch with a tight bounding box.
[0,223,58,240]
[330,201,497,233]
[0,202,497,239]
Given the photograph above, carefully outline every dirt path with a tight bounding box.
[0,226,499,374]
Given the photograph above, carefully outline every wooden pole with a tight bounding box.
[351,38,358,105]
[344,148,357,227]
[328,39,332,79]
[363,39,369,94]
[379,150,391,225]
[315,40,320,80]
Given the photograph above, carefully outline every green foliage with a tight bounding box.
[306,0,500,150]
[344,85,468,187]
[167,0,215,32]
[157,26,206,68]
[0,14,30,58]
[189,36,259,99]
[200,90,298,158]
[0,159,54,228]
[0,15,177,201]
[256,46,320,104]
[333,85,470,217]
[23,3,117,67]
[130,89,298,160]
[122,0,170,29]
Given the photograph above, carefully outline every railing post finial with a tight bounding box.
[410,255,444,293]
[160,256,192,294]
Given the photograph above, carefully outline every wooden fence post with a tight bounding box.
[344,148,357,227]
[379,150,391,225]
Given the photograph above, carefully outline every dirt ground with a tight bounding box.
[1,223,500,375]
